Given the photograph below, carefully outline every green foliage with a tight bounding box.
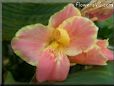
[4,71,15,84]
[62,61,114,85]
[95,15,114,46]
[2,3,67,41]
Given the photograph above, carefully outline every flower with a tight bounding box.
[81,0,114,21]
[11,4,113,82]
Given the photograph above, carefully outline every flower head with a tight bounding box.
[11,4,113,82]
[81,0,114,21]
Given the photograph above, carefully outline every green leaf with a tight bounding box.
[96,15,114,29]
[4,71,16,84]
[57,61,114,85]
[97,16,113,37]
[2,3,68,41]
[95,15,114,46]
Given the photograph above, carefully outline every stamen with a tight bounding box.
[53,28,70,46]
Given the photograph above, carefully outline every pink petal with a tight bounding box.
[69,47,108,65]
[36,49,55,82]
[82,8,113,21]
[11,24,49,66]
[49,4,81,28]
[36,49,70,82]
[81,0,114,21]
[49,54,70,81]
[97,40,114,60]
[97,39,108,48]
[59,16,98,56]
[101,48,114,60]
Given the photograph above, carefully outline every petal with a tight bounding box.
[11,24,49,66]
[36,49,55,82]
[36,49,70,82]
[97,39,109,48]
[96,39,114,60]
[48,4,81,28]
[84,8,113,21]
[69,46,108,65]
[49,53,70,81]
[59,16,98,56]
[81,0,114,21]
[101,48,114,60]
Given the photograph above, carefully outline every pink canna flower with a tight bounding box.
[81,0,114,21]
[11,4,112,82]
[69,39,114,65]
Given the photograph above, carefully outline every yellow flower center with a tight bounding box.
[53,28,70,46]
[47,28,70,50]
